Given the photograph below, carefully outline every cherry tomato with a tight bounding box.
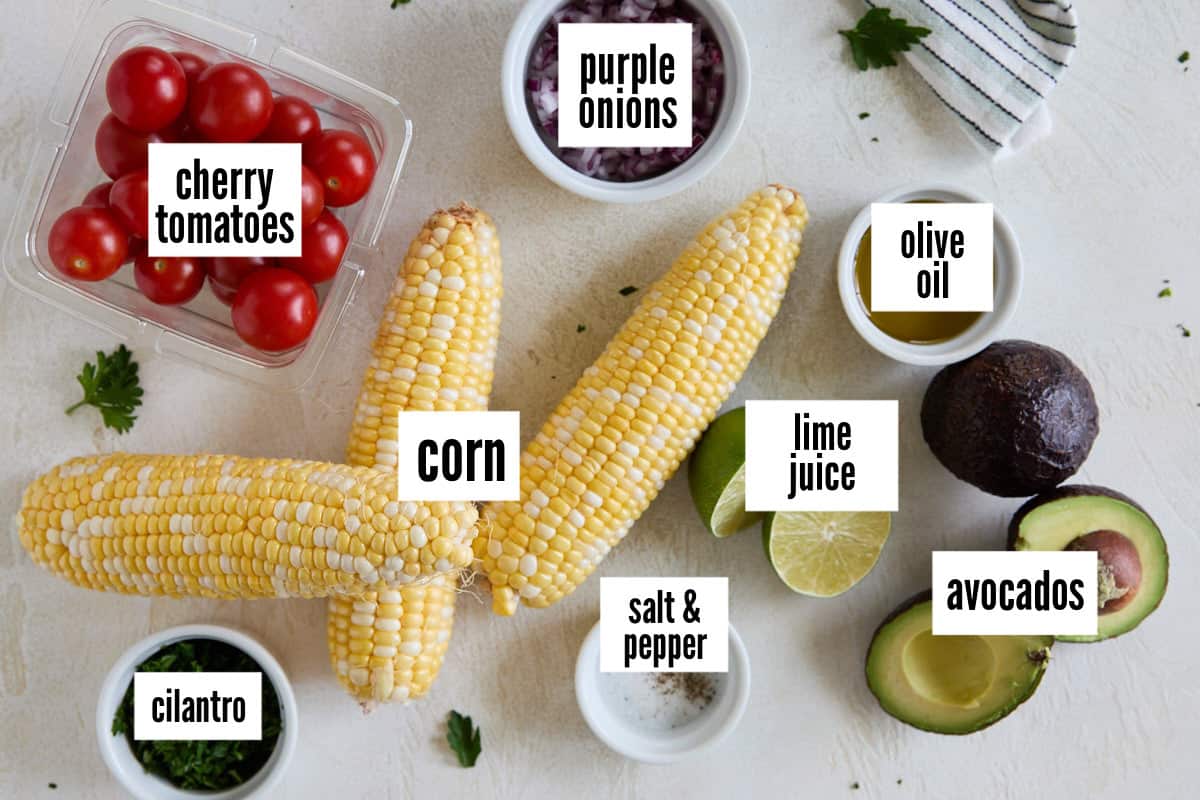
[105,46,188,133]
[125,237,146,266]
[303,130,376,207]
[134,255,206,305]
[299,166,325,227]
[171,51,209,91]
[48,206,129,281]
[95,113,173,179]
[207,256,273,289]
[109,169,150,239]
[160,108,200,142]
[209,277,238,306]
[280,210,346,283]
[189,62,274,142]
[82,182,113,208]
[231,268,318,351]
[259,96,321,144]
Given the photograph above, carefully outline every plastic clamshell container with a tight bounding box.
[3,0,412,391]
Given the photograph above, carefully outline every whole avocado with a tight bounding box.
[920,340,1099,497]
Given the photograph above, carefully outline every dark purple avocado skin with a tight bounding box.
[921,340,1099,497]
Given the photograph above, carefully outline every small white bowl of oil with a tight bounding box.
[574,621,751,764]
[836,183,1023,366]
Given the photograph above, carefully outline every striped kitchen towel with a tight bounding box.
[863,0,1078,153]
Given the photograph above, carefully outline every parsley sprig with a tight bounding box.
[840,8,931,71]
[65,345,142,433]
[446,710,481,767]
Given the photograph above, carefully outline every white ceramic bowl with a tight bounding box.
[836,184,1023,366]
[96,624,298,800]
[574,620,751,763]
[501,0,751,203]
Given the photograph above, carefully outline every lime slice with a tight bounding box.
[763,511,892,597]
[688,407,763,537]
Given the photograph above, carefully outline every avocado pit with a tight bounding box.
[1066,529,1141,614]
[1009,485,1167,641]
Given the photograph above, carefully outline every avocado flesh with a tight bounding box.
[866,593,1052,735]
[1010,487,1168,642]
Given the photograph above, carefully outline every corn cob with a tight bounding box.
[329,204,502,703]
[18,454,475,599]
[476,185,808,615]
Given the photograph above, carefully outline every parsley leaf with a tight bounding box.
[1180,51,1191,64]
[390,0,412,7]
[577,324,587,333]
[446,710,481,767]
[840,8,931,71]
[65,345,143,434]
[618,285,638,296]
[1179,324,1192,338]
[1159,287,1173,298]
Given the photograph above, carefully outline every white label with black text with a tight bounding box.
[869,203,993,312]
[148,143,302,258]
[133,671,261,741]
[600,577,728,672]
[932,551,1098,636]
[395,411,520,502]
[744,400,898,512]
[557,23,693,148]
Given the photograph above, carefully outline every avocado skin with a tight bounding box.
[865,590,1053,735]
[921,340,1099,497]
[1007,484,1168,641]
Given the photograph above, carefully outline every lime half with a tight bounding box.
[763,511,892,597]
[688,407,763,538]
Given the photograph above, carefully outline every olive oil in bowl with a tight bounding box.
[853,225,983,344]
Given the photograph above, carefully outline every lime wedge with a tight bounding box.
[763,511,892,597]
[688,407,763,538]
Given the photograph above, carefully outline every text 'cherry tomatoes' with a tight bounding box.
[106,46,188,133]
[48,206,129,281]
[189,62,274,142]
[304,129,376,207]
[231,268,318,351]
[260,95,321,145]
[109,169,151,240]
[280,209,346,284]
[134,255,206,305]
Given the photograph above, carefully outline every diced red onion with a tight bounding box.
[526,0,725,182]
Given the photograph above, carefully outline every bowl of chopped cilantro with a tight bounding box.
[96,625,298,799]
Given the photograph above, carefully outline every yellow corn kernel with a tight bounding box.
[328,203,502,705]
[477,185,808,615]
[18,453,475,598]
[328,577,456,704]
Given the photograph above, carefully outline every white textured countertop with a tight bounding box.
[1,0,1198,797]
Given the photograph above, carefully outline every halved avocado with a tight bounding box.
[1009,485,1168,642]
[866,591,1053,735]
